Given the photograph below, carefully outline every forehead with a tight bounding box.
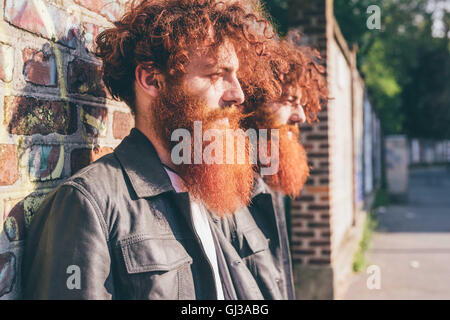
[284,84,302,98]
[187,40,239,71]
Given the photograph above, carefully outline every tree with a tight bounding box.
[262,0,450,138]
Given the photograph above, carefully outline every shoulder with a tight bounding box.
[34,152,126,237]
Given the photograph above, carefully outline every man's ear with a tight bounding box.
[135,64,165,98]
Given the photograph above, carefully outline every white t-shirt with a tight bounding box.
[163,168,224,300]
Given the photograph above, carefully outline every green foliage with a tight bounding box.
[353,211,378,272]
[352,187,386,273]
[262,0,450,139]
[371,187,390,209]
[334,0,450,138]
[260,0,290,35]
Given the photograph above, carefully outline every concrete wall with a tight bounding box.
[0,0,132,299]
[385,135,409,197]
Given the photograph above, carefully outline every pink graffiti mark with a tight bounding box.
[6,0,47,37]
[6,0,80,49]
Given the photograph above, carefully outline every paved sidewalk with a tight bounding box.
[344,166,450,299]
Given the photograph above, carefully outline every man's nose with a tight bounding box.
[222,76,245,107]
[294,104,307,123]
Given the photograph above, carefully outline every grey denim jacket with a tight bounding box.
[21,128,279,300]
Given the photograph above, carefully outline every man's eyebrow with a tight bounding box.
[203,63,237,73]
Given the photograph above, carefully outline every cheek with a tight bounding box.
[273,105,291,125]
[202,84,223,108]
[186,78,223,108]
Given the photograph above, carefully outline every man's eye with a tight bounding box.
[208,73,223,81]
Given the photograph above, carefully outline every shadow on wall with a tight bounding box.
[0,23,111,299]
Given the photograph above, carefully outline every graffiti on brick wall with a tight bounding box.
[0,0,128,300]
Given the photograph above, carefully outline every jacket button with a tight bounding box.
[213,217,220,223]
[233,260,241,267]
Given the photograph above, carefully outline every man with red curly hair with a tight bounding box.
[22,0,280,299]
[227,38,328,299]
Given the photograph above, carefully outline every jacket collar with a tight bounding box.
[251,173,271,198]
[114,128,175,198]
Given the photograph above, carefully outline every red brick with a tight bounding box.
[307,222,329,228]
[4,0,46,36]
[321,231,331,238]
[291,222,303,228]
[308,204,330,210]
[0,145,18,185]
[305,186,329,193]
[22,47,57,86]
[293,213,314,220]
[310,169,328,175]
[293,231,314,238]
[71,146,113,174]
[113,111,134,140]
[81,105,108,137]
[68,58,106,97]
[309,240,330,247]
[298,195,314,202]
[307,134,328,141]
[309,258,330,265]
[293,249,315,255]
[308,152,329,159]
[4,96,77,136]
[4,0,79,48]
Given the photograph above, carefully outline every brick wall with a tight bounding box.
[0,0,133,299]
[286,0,334,284]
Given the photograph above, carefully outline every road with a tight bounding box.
[344,166,450,299]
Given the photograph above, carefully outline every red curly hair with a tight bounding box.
[241,36,329,127]
[95,0,279,115]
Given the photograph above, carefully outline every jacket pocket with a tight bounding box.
[239,228,283,300]
[118,235,195,299]
[241,227,270,255]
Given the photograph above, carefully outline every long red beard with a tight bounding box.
[152,84,254,216]
[263,125,309,198]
